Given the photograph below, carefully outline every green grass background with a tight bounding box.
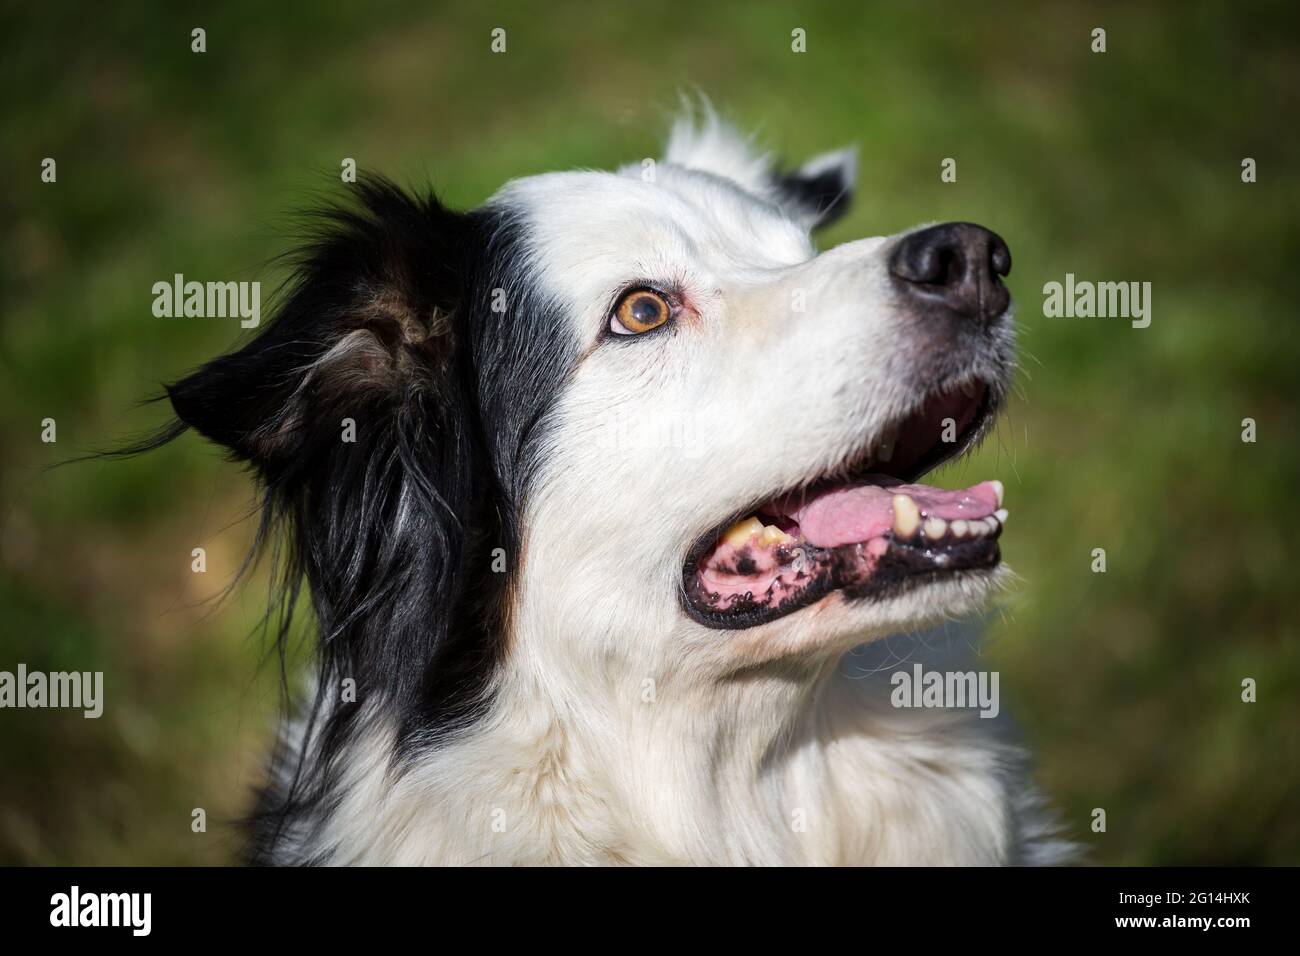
[2,0,1297,864]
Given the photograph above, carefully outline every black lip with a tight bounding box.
[684,560,839,630]
[683,534,1001,631]
[844,535,1002,601]
[680,381,1002,630]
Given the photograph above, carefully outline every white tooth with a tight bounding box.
[892,494,921,538]
[990,480,1004,507]
[950,519,969,538]
[924,516,947,539]
[994,508,1009,525]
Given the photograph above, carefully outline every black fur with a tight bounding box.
[151,180,575,863]
[773,160,853,229]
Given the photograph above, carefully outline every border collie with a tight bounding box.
[148,108,1071,865]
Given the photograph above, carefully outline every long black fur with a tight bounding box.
[140,179,575,863]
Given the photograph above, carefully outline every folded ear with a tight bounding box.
[771,146,857,231]
[164,178,505,726]
[167,179,472,478]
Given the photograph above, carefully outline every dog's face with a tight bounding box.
[499,119,1015,675]
[164,113,1015,723]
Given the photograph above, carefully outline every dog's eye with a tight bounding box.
[610,289,672,335]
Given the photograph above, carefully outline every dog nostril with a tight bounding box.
[937,248,962,286]
[889,222,1011,324]
[990,239,1011,279]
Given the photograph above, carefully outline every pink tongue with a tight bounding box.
[776,478,1001,548]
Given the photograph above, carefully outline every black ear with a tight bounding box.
[167,179,472,478]
[163,178,501,721]
[772,146,857,231]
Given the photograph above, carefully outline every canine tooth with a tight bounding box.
[994,508,1009,525]
[892,494,921,538]
[759,524,793,547]
[990,480,1004,507]
[950,519,969,538]
[923,516,947,539]
[723,517,764,549]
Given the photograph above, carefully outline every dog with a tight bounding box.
[149,108,1071,865]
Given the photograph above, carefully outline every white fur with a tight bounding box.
[281,115,1070,866]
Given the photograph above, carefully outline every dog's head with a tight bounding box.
[166,112,1014,726]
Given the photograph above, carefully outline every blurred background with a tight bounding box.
[2,1,1297,865]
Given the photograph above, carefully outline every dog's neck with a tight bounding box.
[349,619,1016,865]
[306,631,1043,865]
[472,645,841,863]
[299,558,1041,864]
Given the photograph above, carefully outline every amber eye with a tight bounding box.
[611,288,672,335]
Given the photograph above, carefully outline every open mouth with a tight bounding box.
[683,382,1006,629]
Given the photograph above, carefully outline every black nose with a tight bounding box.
[888,222,1011,324]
